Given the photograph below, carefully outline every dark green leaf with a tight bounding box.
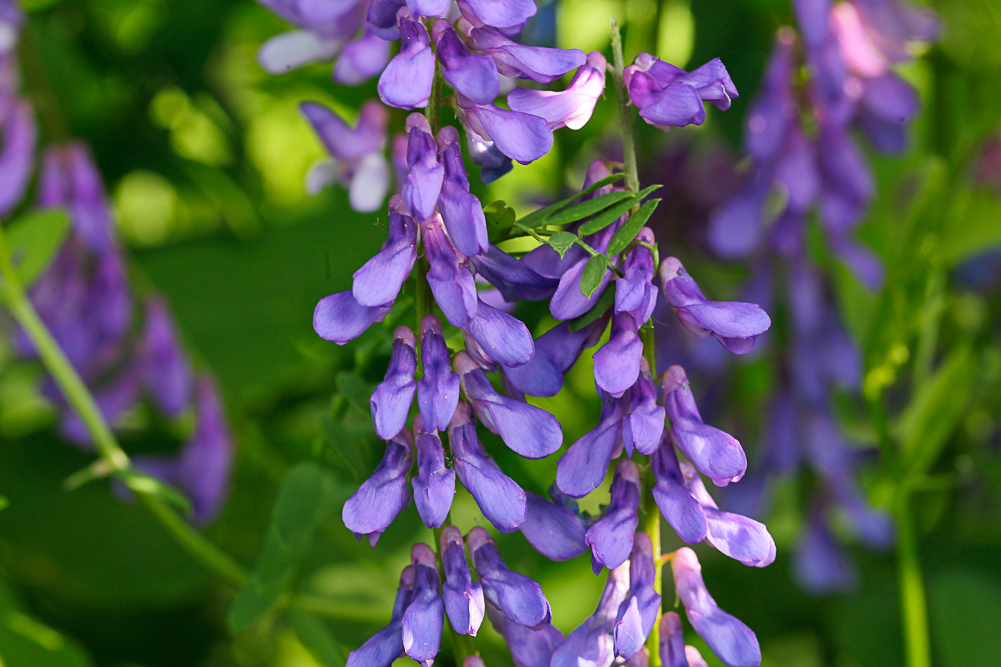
[568,287,615,332]
[5,209,71,288]
[547,231,578,258]
[228,463,340,632]
[0,495,7,511]
[0,576,93,667]
[516,174,626,229]
[898,346,975,475]
[321,414,371,480]
[577,185,661,236]
[336,372,373,415]
[287,609,347,667]
[116,469,192,516]
[484,200,516,242]
[545,190,634,227]
[580,254,609,297]
[606,199,661,256]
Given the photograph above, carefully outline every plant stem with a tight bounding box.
[895,491,931,667]
[610,18,640,196]
[643,489,663,666]
[0,225,249,589]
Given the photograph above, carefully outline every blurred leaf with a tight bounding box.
[937,0,1001,69]
[484,200,516,242]
[938,188,1001,265]
[336,373,373,415]
[321,414,372,481]
[116,468,193,516]
[545,190,634,227]
[0,495,7,511]
[287,609,346,667]
[929,568,1001,667]
[547,231,578,258]
[4,209,70,288]
[228,463,340,632]
[568,287,614,332]
[580,255,608,297]
[898,345,975,475]
[0,576,92,667]
[606,198,660,256]
[516,173,625,229]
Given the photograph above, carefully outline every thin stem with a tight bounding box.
[643,490,663,666]
[610,19,640,196]
[0,224,249,589]
[895,491,931,667]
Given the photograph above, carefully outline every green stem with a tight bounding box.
[610,19,640,196]
[895,491,931,667]
[0,225,249,589]
[643,487,663,666]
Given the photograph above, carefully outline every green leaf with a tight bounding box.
[580,254,609,297]
[5,209,71,288]
[483,200,516,242]
[287,609,347,667]
[228,463,340,632]
[568,287,616,332]
[516,173,626,229]
[321,414,371,480]
[0,575,93,667]
[547,231,578,258]
[544,190,634,227]
[606,198,661,256]
[939,188,1001,266]
[577,185,660,236]
[897,346,975,475]
[336,372,373,415]
[116,468,192,515]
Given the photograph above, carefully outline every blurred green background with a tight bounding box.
[2,0,1001,666]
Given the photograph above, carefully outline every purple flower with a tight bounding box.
[402,543,445,666]
[368,0,406,41]
[139,297,192,418]
[313,291,391,344]
[621,366,665,456]
[370,326,419,440]
[471,245,560,303]
[459,19,585,82]
[406,0,451,18]
[468,526,553,629]
[660,257,771,354]
[659,613,709,667]
[663,365,747,487]
[346,564,415,667]
[422,213,479,327]
[458,0,538,34]
[556,391,623,498]
[794,513,857,594]
[651,440,709,545]
[614,532,662,659]
[402,113,445,220]
[433,19,500,104]
[257,0,365,38]
[486,601,564,667]
[616,228,658,325]
[342,427,415,545]
[38,143,114,256]
[378,9,436,110]
[455,92,554,165]
[436,124,489,256]
[593,312,643,397]
[849,0,939,63]
[353,195,419,306]
[440,525,486,636]
[549,253,615,320]
[520,485,588,561]
[335,30,392,84]
[411,416,456,528]
[550,561,630,667]
[585,459,641,574]
[0,100,36,217]
[257,30,345,75]
[507,51,607,130]
[62,366,141,447]
[625,54,739,131]
[301,100,390,213]
[455,352,563,459]
[466,130,513,183]
[672,548,761,667]
[502,318,606,397]
[449,401,527,532]
[417,315,460,432]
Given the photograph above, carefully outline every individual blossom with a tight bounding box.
[624,54,739,131]
[520,484,589,561]
[593,311,643,397]
[402,113,446,221]
[455,352,563,459]
[502,317,606,397]
[619,364,666,456]
[458,18,585,83]
[401,543,446,666]
[411,415,456,528]
[346,564,415,667]
[436,124,489,256]
[440,525,486,636]
[486,601,565,667]
[468,526,553,629]
[423,213,480,327]
[0,95,36,218]
[658,612,709,667]
[341,427,415,545]
[378,8,436,110]
[417,315,460,432]
[449,401,528,532]
[794,510,858,594]
[458,0,538,34]
[454,92,554,165]
[369,327,418,441]
[614,532,662,659]
[650,437,709,545]
[507,51,607,130]
[139,297,192,418]
[255,0,372,74]
[433,19,500,105]
[550,562,631,667]
[672,547,761,667]
[38,143,115,256]
[472,244,561,305]
[584,459,641,574]
[301,100,390,213]
[556,391,624,498]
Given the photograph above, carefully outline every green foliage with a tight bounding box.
[3,210,70,288]
[287,609,347,667]
[580,254,609,297]
[0,576,92,667]
[546,231,578,258]
[516,173,625,229]
[228,463,342,632]
[116,467,193,515]
[606,198,660,256]
[484,200,516,242]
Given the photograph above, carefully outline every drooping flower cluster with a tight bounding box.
[0,2,233,524]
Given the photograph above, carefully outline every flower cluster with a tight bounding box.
[699,0,936,592]
[0,2,232,524]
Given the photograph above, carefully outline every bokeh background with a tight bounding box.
[1,0,1001,666]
